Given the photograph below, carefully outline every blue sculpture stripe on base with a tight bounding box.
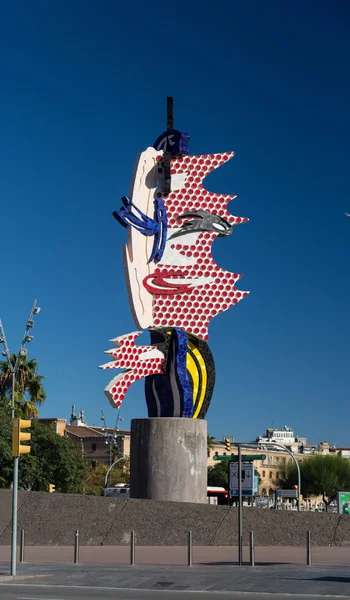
[173,328,193,418]
[145,328,196,418]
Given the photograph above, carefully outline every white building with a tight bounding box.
[256,426,299,453]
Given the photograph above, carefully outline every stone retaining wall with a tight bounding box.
[0,490,349,546]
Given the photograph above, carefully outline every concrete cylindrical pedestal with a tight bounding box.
[130,418,207,504]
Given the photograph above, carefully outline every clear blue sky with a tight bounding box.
[1,1,349,445]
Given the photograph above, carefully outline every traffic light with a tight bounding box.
[12,418,31,457]
[225,437,231,452]
[49,484,55,493]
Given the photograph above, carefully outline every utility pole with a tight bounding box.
[0,300,41,576]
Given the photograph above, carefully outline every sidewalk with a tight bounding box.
[1,545,350,566]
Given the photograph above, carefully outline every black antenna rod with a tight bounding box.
[167,96,174,131]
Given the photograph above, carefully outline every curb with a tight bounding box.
[0,574,41,583]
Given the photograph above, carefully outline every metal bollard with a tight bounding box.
[188,531,193,567]
[74,530,79,564]
[19,530,25,563]
[249,530,255,567]
[130,530,135,565]
[306,530,311,565]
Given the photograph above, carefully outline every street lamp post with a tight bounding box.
[261,442,301,510]
[101,409,124,466]
[104,456,127,489]
[229,439,302,565]
[232,440,301,510]
[0,300,41,577]
[85,410,124,466]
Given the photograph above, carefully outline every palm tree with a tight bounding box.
[207,434,216,457]
[0,354,46,418]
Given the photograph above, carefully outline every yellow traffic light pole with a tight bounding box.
[0,300,40,577]
[12,419,31,457]
[10,371,20,577]
[10,379,32,578]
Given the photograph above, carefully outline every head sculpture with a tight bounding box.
[100,99,249,419]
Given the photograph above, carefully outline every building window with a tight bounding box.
[215,451,218,456]
[276,457,279,463]
[223,452,227,456]
[262,470,266,478]
[262,488,267,496]
[92,443,96,452]
[91,460,96,468]
[276,472,280,479]
[269,472,272,479]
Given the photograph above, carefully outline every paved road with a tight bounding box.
[0,585,349,600]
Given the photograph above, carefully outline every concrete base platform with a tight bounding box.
[130,418,207,503]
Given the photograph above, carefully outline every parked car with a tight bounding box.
[104,483,130,498]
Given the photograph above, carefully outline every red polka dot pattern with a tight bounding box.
[100,332,164,409]
[152,152,249,340]
[163,152,248,228]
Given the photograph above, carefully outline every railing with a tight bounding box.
[14,527,316,568]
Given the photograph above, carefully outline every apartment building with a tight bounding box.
[38,408,131,466]
[207,438,288,496]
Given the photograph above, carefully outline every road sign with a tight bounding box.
[337,492,350,514]
[230,461,254,496]
[275,489,298,499]
[254,474,259,494]
[255,497,270,508]
[213,454,266,462]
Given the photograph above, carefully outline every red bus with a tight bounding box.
[207,486,229,505]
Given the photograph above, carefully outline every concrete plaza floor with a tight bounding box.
[1,546,350,596]
[2,561,350,597]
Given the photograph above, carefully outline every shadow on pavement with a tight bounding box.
[280,576,350,583]
[308,576,350,583]
[199,561,291,566]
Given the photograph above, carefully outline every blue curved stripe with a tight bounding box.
[113,196,159,236]
[150,197,168,263]
[113,196,168,263]
[174,328,193,418]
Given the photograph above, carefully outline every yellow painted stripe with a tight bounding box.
[188,342,207,419]
[186,352,199,404]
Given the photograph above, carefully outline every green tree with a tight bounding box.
[281,455,350,511]
[208,461,228,488]
[0,354,46,418]
[0,405,85,492]
[0,406,13,488]
[84,460,130,496]
[207,434,215,455]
